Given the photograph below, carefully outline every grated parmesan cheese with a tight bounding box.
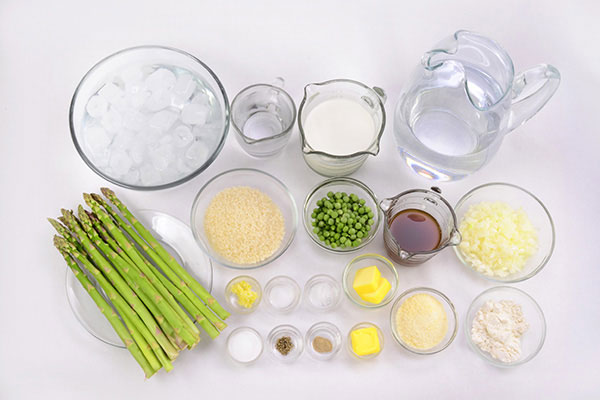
[395,293,448,350]
[204,186,285,265]
[458,202,538,278]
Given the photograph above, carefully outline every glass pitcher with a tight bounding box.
[394,30,560,181]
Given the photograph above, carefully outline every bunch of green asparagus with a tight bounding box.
[49,188,229,378]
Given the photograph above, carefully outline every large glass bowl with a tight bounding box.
[465,286,546,367]
[69,45,230,190]
[190,168,298,269]
[302,177,381,253]
[453,182,555,283]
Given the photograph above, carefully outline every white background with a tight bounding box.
[1,0,599,398]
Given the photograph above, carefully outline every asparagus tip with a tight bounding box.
[100,187,115,198]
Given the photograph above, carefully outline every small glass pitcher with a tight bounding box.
[394,30,561,181]
[298,79,386,177]
[379,187,461,265]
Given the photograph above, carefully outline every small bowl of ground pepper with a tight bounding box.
[305,321,342,361]
[267,324,304,363]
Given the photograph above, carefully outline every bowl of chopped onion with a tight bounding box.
[453,183,555,283]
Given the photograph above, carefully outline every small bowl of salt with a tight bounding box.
[303,274,342,312]
[263,276,301,314]
[226,326,264,365]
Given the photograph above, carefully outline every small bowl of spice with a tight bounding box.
[305,321,343,361]
[191,168,298,269]
[347,322,384,360]
[343,253,398,308]
[390,287,457,355]
[303,274,342,312]
[454,182,555,283]
[224,275,261,314]
[466,286,546,367]
[303,177,381,253]
[268,324,304,363]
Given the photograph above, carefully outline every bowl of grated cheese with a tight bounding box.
[453,182,555,283]
[190,168,298,269]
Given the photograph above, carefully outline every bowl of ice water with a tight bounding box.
[69,45,230,190]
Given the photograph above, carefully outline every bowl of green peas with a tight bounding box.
[302,177,381,253]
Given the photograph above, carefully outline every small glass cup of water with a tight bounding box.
[231,78,296,157]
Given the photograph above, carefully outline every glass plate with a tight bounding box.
[65,209,213,348]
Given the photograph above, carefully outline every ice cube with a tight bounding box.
[98,82,123,102]
[122,109,146,131]
[185,140,209,162]
[181,103,208,125]
[120,67,144,86]
[149,109,178,131]
[101,108,123,133]
[111,130,136,151]
[142,126,163,144]
[109,151,133,176]
[129,142,147,165]
[86,95,108,118]
[176,158,193,174]
[129,89,151,109]
[172,74,196,103]
[145,68,176,93]
[84,126,111,152]
[172,125,193,148]
[150,144,174,171]
[121,168,140,185]
[144,90,171,112]
[139,164,161,185]
[191,91,209,105]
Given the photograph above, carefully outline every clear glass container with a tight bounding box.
[390,287,457,355]
[305,322,343,361]
[224,275,262,314]
[303,274,342,312]
[231,79,296,158]
[69,45,230,190]
[268,324,304,362]
[66,210,213,347]
[465,286,546,367]
[263,276,301,314]
[303,177,381,253]
[342,253,398,308]
[347,322,384,360]
[380,187,461,265]
[453,182,555,283]
[394,30,560,181]
[226,326,264,365]
[298,79,386,177]
[190,168,298,269]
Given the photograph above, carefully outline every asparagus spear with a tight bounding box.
[99,189,230,321]
[88,212,216,340]
[56,248,157,378]
[60,210,179,361]
[54,236,174,372]
[76,201,198,348]
[88,194,226,333]
[76,206,187,348]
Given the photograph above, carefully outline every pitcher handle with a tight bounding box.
[507,64,560,132]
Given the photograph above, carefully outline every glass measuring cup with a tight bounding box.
[393,30,560,181]
[298,79,386,177]
[379,187,461,265]
[231,78,296,158]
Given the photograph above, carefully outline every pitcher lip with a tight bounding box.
[380,188,461,258]
[298,78,385,159]
[231,83,297,145]
[423,30,516,111]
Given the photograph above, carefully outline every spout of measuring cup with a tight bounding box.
[398,249,411,261]
[379,198,392,213]
[449,229,462,246]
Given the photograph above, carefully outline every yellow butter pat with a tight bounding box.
[350,327,380,356]
[359,277,391,304]
[352,265,382,295]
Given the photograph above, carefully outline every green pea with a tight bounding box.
[318,221,324,227]
[318,235,325,241]
[350,194,358,202]
[334,233,340,240]
[358,207,364,214]
[348,228,356,235]
[313,227,320,233]
[350,234,356,240]
[316,200,323,207]
[359,199,366,205]
[328,218,334,225]
[327,191,334,198]
[325,239,330,246]
[325,201,333,209]
[356,231,364,238]
[331,242,338,248]
[340,237,347,244]
[368,219,374,225]
[343,226,349,232]
[335,192,342,199]
[353,239,362,247]
[340,243,346,249]
[312,221,317,227]
[342,195,350,203]
[340,217,347,224]
[355,222,362,229]
[365,225,371,231]
[334,202,341,209]
[367,211,374,218]
[317,213,324,221]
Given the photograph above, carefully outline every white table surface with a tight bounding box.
[1,0,599,398]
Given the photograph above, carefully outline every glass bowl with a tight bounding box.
[347,322,384,360]
[465,286,546,367]
[390,287,457,355]
[69,45,230,190]
[343,253,398,308]
[453,182,555,283]
[190,168,298,269]
[302,177,381,253]
[226,326,264,365]
[303,274,342,312]
[305,322,343,361]
[263,276,301,314]
[267,324,304,363]
[66,209,213,347]
[224,275,262,314]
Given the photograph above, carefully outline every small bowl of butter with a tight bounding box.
[342,253,398,308]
